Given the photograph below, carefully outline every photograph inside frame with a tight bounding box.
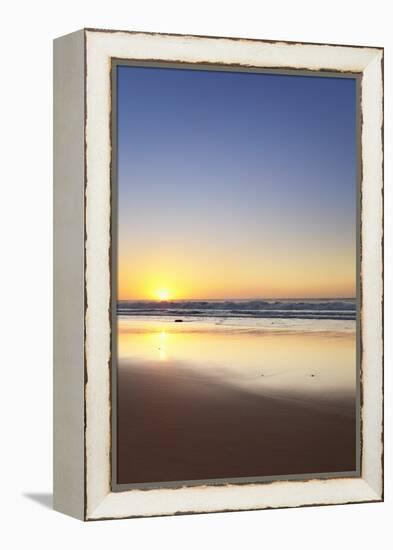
[112,62,360,488]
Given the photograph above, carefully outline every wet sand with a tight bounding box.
[117,358,357,484]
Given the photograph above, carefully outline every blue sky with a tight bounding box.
[116,65,357,300]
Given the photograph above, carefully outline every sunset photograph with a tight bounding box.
[114,64,358,485]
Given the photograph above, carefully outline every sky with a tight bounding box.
[117,65,357,300]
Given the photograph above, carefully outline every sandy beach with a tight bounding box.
[117,358,356,484]
[116,315,357,485]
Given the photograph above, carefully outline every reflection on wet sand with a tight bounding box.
[117,318,357,484]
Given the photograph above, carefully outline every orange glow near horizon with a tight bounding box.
[117,246,356,301]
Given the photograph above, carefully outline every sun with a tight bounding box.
[154,289,170,301]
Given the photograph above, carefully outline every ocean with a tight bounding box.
[117,298,356,321]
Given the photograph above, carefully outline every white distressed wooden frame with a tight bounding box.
[53,28,383,521]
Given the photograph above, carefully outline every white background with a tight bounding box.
[0,1,391,548]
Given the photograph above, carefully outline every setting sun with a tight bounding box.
[154,289,170,301]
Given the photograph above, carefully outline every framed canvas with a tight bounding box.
[53,28,384,521]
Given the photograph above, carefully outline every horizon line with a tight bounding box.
[117,296,356,302]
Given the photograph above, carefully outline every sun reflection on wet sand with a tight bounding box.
[158,330,168,361]
[118,316,356,403]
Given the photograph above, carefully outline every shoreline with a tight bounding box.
[117,314,356,335]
